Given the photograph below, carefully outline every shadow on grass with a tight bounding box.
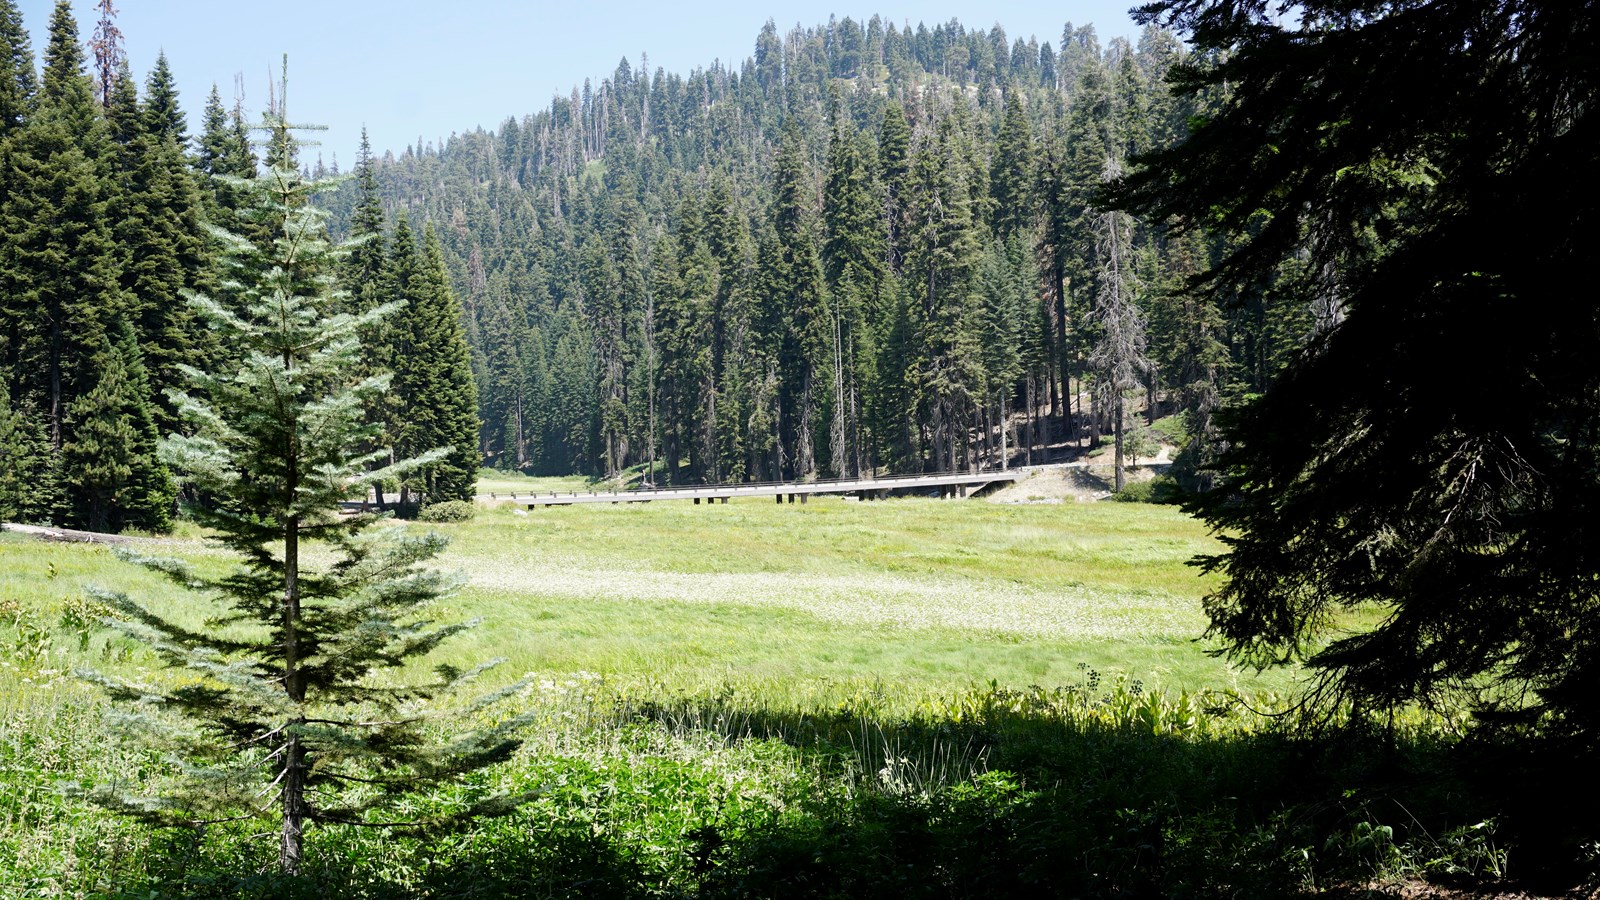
[98,684,1581,899]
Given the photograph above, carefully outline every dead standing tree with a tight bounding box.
[1089,154,1151,493]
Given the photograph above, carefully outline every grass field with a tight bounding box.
[3,490,1290,706]
[445,495,1294,701]
[1,492,1491,898]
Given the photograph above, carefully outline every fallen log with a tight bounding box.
[1,523,134,544]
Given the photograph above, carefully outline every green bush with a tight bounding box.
[1112,481,1156,503]
[1111,475,1181,504]
[418,500,476,523]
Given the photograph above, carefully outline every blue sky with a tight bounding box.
[16,1,1146,166]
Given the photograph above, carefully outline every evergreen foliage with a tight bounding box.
[108,52,211,436]
[0,0,169,531]
[1116,0,1600,768]
[391,224,480,505]
[323,16,1229,484]
[60,323,173,533]
[81,94,531,875]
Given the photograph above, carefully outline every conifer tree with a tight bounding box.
[1117,0,1600,775]
[822,109,883,476]
[0,0,35,401]
[990,90,1035,239]
[83,96,530,875]
[699,175,755,483]
[906,109,985,472]
[109,54,210,436]
[61,323,173,532]
[2,0,167,530]
[0,389,54,523]
[878,100,912,275]
[196,82,256,219]
[339,129,399,502]
[388,220,481,504]
[759,121,829,480]
[0,0,32,138]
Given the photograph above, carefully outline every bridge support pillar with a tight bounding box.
[775,495,783,504]
[800,493,808,504]
[694,497,701,505]
[720,497,728,504]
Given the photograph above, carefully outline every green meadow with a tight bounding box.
[0,494,1483,898]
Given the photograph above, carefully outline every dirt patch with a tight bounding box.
[987,464,1167,504]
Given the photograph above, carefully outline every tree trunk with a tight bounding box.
[1113,396,1125,493]
[1055,271,1071,446]
[1000,397,1009,471]
[280,512,306,873]
[281,732,307,874]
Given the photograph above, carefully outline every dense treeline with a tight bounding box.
[335,16,1320,484]
[0,4,1332,528]
[0,0,478,531]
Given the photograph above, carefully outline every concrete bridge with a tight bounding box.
[497,469,1027,508]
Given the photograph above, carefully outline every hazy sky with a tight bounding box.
[16,1,1147,166]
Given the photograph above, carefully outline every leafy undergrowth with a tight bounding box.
[2,666,1546,900]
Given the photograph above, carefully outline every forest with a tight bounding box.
[343,15,1293,488]
[2,0,1597,892]
[1,2,1316,532]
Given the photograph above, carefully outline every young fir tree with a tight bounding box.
[82,96,531,876]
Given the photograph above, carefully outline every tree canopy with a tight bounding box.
[1114,0,1600,741]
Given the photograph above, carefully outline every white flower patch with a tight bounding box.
[465,568,1206,640]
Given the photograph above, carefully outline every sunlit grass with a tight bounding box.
[3,494,1293,705]
[473,467,592,497]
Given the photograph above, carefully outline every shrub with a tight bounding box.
[419,500,476,523]
[1111,475,1181,504]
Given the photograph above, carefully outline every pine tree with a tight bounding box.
[388,220,480,505]
[2,0,167,530]
[60,324,174,532]
[109,53,211,437]
[0,389,55,523]
[83,96,531,875]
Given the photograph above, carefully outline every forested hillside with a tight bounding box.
[0,4,1328,530]
[331,16,1321,484]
